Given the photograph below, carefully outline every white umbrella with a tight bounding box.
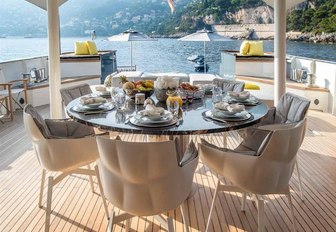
[108,29,157,67]
[178,29,233,72]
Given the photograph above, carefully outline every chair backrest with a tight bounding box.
[96,137,195,216]
[243,119,307,194]
[212,78,245,92]
[275,92,310,124]
[24,104,98,172]
[60,83,92,106]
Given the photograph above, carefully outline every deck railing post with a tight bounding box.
[274,0,287,105]
[47,0,62,118]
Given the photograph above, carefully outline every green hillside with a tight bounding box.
[287,0,336,33]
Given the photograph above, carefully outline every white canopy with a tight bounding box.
[178,29,232,42]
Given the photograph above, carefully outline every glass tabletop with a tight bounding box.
[66,95,269,136]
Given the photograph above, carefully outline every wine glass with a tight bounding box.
[167,98,179,116]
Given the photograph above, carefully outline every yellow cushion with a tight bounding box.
[74,41,89,55]
[86,41,98,55]
[239,41,250,55]
[248,41,264,56]
[245,82,260,90]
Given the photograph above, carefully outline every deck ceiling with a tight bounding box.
[25,0,68,10]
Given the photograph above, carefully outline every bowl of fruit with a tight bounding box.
[120,76,154,99]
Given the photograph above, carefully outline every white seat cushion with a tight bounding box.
[141,72,189,83]
[189,74,219,85]
[111,71,143,87]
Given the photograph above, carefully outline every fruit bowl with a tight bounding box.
[124,89,154,99]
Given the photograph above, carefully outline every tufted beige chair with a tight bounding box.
[23,105,99,232]
[199,119,307,232]
[60,83,92,107]
[95,137,199,232]
[212,78,245,92]
[240,92,310,200]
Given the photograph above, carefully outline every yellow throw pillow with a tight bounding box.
[248,41,264,56]
[74,41,89,55]
[86,41,98,55]
[239,40,250,55]
[244,82,260,90]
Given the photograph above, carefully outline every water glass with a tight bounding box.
[212,86,222,104]
[110,87,121,103]
[167,98,179,116]
[115,92,126,109]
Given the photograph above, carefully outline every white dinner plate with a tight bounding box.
[204,110,252,122]
[72,103,114,113]
[134,113,173,124]
[136,110,171,121]
[130,116,178,128]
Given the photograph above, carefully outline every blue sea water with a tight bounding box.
[0,37,335,74]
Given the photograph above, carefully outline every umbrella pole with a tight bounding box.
[204,41,206,73]
[130,41,133,67]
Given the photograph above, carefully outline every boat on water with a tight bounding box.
[187,54,209,72]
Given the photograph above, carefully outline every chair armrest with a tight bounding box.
[8,78,29,84]
[199,143,258,183]
[0,83,12,88]
[259,106,276,125]
[179,140,198,167]
[258,122,297,131]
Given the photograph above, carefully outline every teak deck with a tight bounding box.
[0,106,336,232]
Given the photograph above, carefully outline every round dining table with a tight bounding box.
[67,95,268,137]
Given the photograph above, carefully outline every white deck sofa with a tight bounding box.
[111,71,190,87]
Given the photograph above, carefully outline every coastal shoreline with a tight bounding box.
[152,31,335,44]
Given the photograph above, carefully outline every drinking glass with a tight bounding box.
[115,91,126,109]
[212,86,222,104]
[167,98,179,116]
[110,87,121,103]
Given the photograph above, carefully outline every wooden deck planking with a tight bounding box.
[0,107,336,231]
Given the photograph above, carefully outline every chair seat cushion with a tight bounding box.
[45,119,94,138]
[200,139,257,156]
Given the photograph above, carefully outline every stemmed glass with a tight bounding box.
[111,88,126,109]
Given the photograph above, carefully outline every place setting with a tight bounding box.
[71,96,115,115]
[203,101,253,123]
[225,91,260,106]
[129,103,179,128]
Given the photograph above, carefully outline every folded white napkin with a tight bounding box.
[214,102,229,111]
[227,103,245,113]
[95,86,107,92]
[238,91,250,98]
[80,96,107,105]
[228,91,250,99]
[139,104,165,117]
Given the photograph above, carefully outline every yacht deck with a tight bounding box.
[0,106,336,232]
